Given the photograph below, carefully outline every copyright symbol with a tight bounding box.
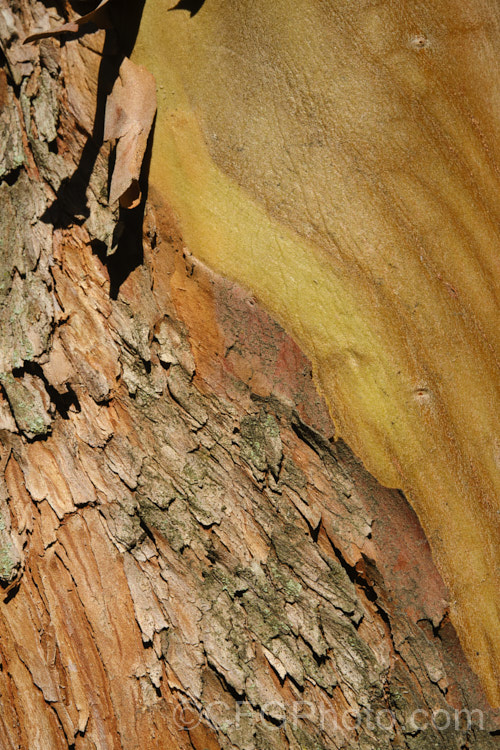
[173,703,201,731]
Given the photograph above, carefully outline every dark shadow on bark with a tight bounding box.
[92,113,155,298]
[18,361,82,418]
[170,0,207,17]
[40,0,148,295]
[43,27,121,225]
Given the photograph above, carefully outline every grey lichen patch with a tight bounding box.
[0,539,21,583]
[1,273,54,371]
[0,372,51,439]
[183,448,224,527]
[113,296,153,364]
[264,634,305,687]
[104,433,145,491]
[120,348,162,400]
[279,456,307,492]
[271,524,360,618]
[182,446,211,486]
[155,315,195,376]
[288,725,329,750]
[299,649,338,694]
[138,496,197,553]
[32,67,59,144]
[0,73,25,179]
[319,606,380,700]
[167,364,208,426]
[0,174,54,378]
[101,496,146,551]
[465,731,500,750]
[0,509,22,584]
[84,145,119,253]
[186,482,225,527]
[285,598,327,657]
[241,587,290,644]
[404,726,457,750]
[240,409,283,480]
[201,593,251,695]
[319,556,361,618]
[266,558,303,604]
[20,75,69,191]
[0,170,51,283]
[200,558,342,692]
[202,565,249,600]
[137,457,178,510]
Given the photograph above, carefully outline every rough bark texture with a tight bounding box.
[0,2,498,749]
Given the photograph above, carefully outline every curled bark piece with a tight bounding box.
[104,57,156,209]
[24,0,112,43]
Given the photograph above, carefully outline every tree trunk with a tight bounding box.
[0,2,497,749]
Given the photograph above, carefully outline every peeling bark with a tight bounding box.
[0,2,498,749]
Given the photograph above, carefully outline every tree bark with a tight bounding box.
[0,2,498,749]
